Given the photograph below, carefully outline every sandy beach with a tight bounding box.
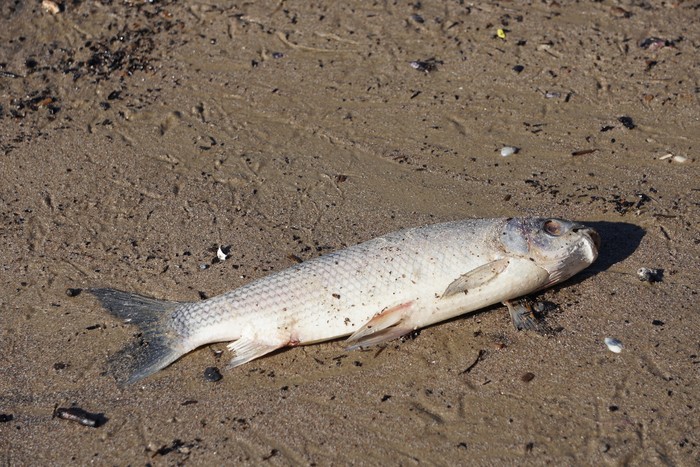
[1,1,698,464]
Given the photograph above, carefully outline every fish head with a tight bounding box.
[501,217,600,287]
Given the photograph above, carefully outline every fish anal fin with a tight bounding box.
[345,301,414,351]
[441,258,510,298]
[226,337,285,369]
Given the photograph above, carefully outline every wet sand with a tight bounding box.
[1,1,698,464]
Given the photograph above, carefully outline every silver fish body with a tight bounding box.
[90,217,599,383]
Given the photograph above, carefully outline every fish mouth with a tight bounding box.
[580,227,600,262]
[587,228,601,253]
[541,225,600,288]
[571,224,600,262]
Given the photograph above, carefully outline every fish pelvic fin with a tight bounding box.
[88,288,189,385]
[345,300,415,351]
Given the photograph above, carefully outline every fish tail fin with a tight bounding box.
[88,288,190,384]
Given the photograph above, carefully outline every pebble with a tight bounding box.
[409,58,441,73]
[604,337,623,353]
[521,372,535,382]
[618,116,636,129]
[637,267,663,283]
[500,146,518,157]
[203,366,223,382]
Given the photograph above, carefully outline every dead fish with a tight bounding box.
[89,217,599,383]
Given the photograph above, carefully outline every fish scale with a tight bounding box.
[178,221,498,347]
[88,217,599,383]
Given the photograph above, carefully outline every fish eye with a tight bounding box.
[543,219,563,236]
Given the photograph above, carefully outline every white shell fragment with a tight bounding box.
[604,337,623,353]
[217,247,228,261]
[42,0,60,14]
[659,153,689,163]
[500,146,518,157]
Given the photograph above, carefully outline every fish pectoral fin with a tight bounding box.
[441,258,510,298]
[504,298,553,334]
[504,299,540,331]
[226,337,285,369]
[345,301,415,351]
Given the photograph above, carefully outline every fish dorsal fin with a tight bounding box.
[345,301,415,351]
[441,258,510,298]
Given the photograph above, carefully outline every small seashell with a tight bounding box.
[217,247,228,261]
[42,0,60,14]
[500,146,518,157]
[604,337,623,353]
[671,155,687,163]
[658,153,673,160]
[409,58,441,73]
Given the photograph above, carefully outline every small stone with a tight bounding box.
[409,58,441,73]
[637,267,663,283]
[203,366,223,382]
[521,372,535,382]
[618,116,636,129]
